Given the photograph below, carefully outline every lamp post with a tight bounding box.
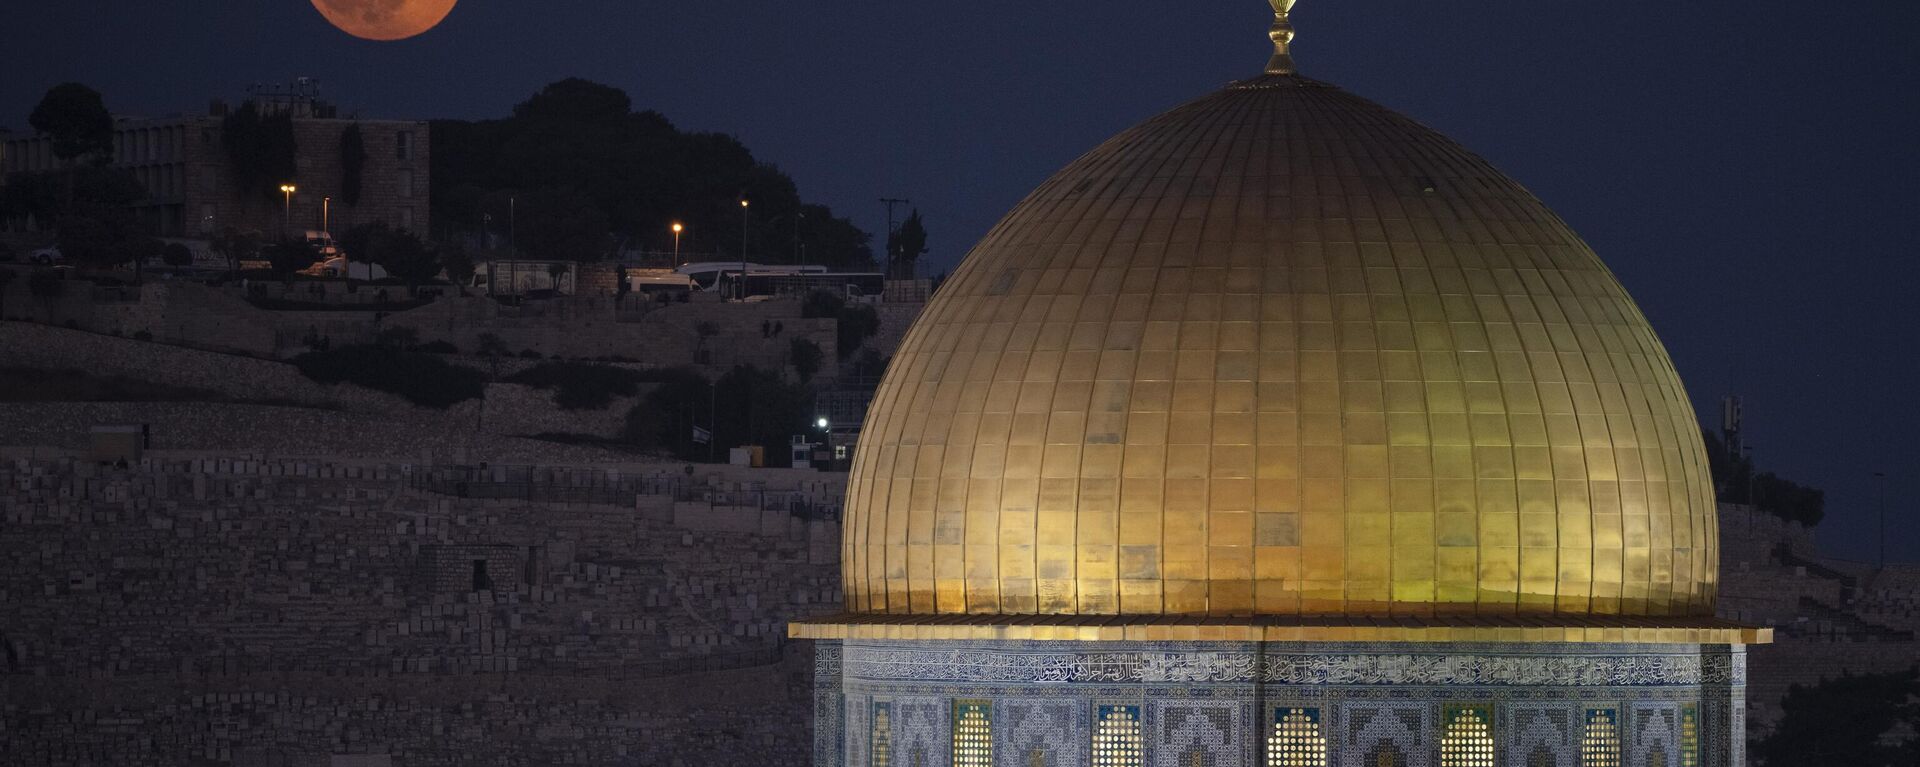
[817,416,832,471]
[738,198,751,300]
[672,222,684,265]
[322,196,331,236]
[279,184,298,239]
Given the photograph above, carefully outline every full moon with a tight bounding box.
[310,0,459,41]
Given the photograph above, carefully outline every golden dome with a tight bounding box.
[843,70,1718,620]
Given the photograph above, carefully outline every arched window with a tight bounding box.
[1267,707,1327,767]
[1680,706,1700,767]
[1368,743,1406,767]
[952,701,992,767]
[1440,705,1495,767]
[1582,709,1621,767]
[1093,705,1143,767]
[870,702,891,767]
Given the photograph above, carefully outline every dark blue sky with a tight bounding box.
[6,1,1917,564]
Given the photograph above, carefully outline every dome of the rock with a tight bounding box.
[841,73,1718,620]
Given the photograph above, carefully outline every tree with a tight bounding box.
[1754,669,1920,766]
[431,78,875,269]
[789,338,825,383]
[438,240,475,290]
[516,187,610,261]
[56,213,151,270]
[162,242,194,267]
[266,238,318,277]
[887,209,928,280]
[338,124,368,207]
[344,221,439,287]
[29,83,114,168]
[210,226,262,271]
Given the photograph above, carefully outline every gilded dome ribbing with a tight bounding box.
[842,73,1718,619]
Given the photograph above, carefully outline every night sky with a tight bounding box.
[5,1,1916,564]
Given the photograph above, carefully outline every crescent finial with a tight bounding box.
[1267,0,1299,75]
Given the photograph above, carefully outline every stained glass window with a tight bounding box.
[1440,705,1495,767]
[871,702,891,767]
[1093,705,1143,767]
[953,700,992,767]
[1680,705,1700,767]
[1267,707,1327,766]
[1581,709,1621,767]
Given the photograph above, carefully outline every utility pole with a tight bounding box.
[880,197,911,266]
[1876,471,1889,569]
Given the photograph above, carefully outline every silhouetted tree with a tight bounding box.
[210,226,262,271]
[1755,669,1920,766]
[887,209,928,280]
[162,242,194,267]
[431,78,874,268]
[789,338,824,383]
[29,83,114,208]
[265,238,318,277]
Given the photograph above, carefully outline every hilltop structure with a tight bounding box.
[3,83,427,240]
[793,4,1768,765]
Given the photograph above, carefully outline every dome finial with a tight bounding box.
[1267,0,1299,75]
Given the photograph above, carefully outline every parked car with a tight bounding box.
[29,247,63,265]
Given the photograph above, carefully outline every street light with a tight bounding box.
[738,198,751,300]
[322,196,331,235]
[671,222,684,265]
[279,184,297,238]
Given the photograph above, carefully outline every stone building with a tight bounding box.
[793,4,1769,766]
[3,100,428,240]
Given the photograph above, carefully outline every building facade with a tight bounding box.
[3,108,428,240]
[793,3,1768,765]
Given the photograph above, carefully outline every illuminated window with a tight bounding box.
[1581,709,1621,767]
[1093,705,1143,767]
[1368,744,1405,767]
[1267,707,1327,767]
[871,702,891,767]
[953,700,992,767]
[1649,745,1668,767]
[1680,706,1700,767]
[1440,705,1495,767]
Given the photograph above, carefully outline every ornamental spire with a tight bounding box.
[1267,0,1299,75]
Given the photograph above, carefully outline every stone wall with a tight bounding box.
[0,454,844,766]
[385,294,839,381]
[1710,502,1920,741]
[0,321,406,412]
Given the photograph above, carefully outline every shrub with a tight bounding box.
[789,338,824,383]
[162,242,193,267]
[519,349,543,359]
[132,330,153,341]
[292,345,485,408]
[416,340,459,354]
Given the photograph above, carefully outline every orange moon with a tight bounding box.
[310,0,458,41]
